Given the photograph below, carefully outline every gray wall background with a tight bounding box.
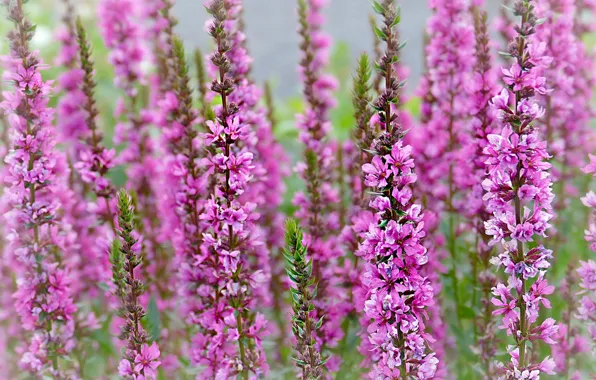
[173,1,501,98]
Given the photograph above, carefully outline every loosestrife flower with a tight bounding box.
[222,0,288,338]
[466,8,500,376]
[284,219,326,379]
[1,0,78,374]
[111,190,161,380]
[54,3,114,299]
[409,0,476,372]
[343,53,374,357]
[185,1,269,377]
[483,1,558,377]
[99,0,164,302]
[293,0,346,372]
[156,30,205,372]
[357,1,437,378]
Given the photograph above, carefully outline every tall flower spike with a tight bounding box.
[484,0,557,377]
[53,1,112,304]
[1,0,78,374]
[465,8,500,377]
[188,1,269,377]
[285,219,326,380]
[99,0,164,298]
[357,1,438,378]
[112,189,161,380]
[341,52,373,359]
[294,0,346,372]
[221,0,287,330]
[158,35,205,373]
[414,0,476,333]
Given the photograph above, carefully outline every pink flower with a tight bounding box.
[134,342,161,378]
[363,156,390,188]
[118,359,135,377]
[583,154,596,175]
[577,260,596,291]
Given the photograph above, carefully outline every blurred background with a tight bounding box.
[173,0,501,98]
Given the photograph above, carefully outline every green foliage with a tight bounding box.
[108,239,125,299]
[284,219,327,378]
[145,296,162,342]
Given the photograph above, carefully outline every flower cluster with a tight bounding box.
[1,0,77,374]
[466,8,501,375]
[356,1,437,378]
[408,0,476,373]
[182,1,269,377]
[53,1,113,302]
[99,0,163,293]
[483,1,558,377]
[221,0,287,324]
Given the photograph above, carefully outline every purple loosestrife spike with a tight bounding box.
[484,1,558,377]
[185,1,269,377]
[1,0,79,374]
[111,189,161,380]
[220,0,287,322]
[465,8,500,377]
[356,1,438,379]
[99,0,165,303]
[294,0,347,372]
[413,0,476,334]
[74,19,116,215]
[54,1,114,303]
[156,34,205,373]
[340,52,373,359]
[285,219,326,379]
[407,0,477,374]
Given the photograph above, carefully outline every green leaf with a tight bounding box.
[97,282,111,292]
[391,6,401,27]
[397,40,407,51]
[315,315,325,329]
[371,1,384,14]
[373,26,387,41]
[459,305,476,320]
[145,295,162,341]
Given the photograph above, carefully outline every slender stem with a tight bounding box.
[398,329,407,380]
